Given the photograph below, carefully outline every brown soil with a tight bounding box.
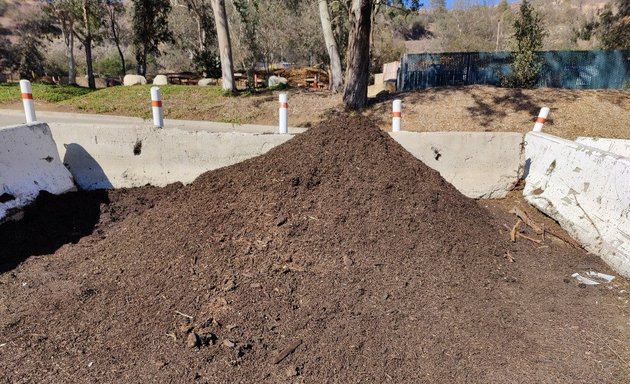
[10,85,628,140]
[1,115,629,383]
[367,85,630,140]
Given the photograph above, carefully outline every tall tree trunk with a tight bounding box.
[106,3,126,77]
[343,0,372,110]
[82,1,95,89]
[84,37,96,89]
[211,0,235,91]
[318,0,343,92]
[116,42,126,77]
[62,21,76,85]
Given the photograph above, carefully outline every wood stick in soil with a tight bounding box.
[272,339,302,364]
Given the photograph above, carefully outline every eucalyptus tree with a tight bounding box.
[74,0,105,88]
[319,0,343,92]
[342,0,373,110]
[210,0,235,91]
[42,0,78,84]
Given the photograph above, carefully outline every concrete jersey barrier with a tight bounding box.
[0,122,75,222]
[523,132,630,279]
[49,124,295,190]
[575,137,630,159]
[390,131,524,199]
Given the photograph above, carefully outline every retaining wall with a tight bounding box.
[523,132,630,279]
[0,123,75,222]
[49,125,525,198]
[390,131,524,198]
[49,124,294,190]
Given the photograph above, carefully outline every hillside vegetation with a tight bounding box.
[0,0,617,82]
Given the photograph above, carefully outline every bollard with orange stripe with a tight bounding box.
[533,107,550,132]
[392,99,402,132]
[151,86,164,128]
[20,79,36,123]
[279,93,288,134]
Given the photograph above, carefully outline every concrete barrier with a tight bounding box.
[523,132,630,279]
[49,124,295,190]
[0,123,75,222]
[390,132,524,198]
[575,137,630,158]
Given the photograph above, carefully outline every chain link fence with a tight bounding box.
[397,50,630,90]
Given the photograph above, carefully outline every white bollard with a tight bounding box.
[20,80,36,123]
[151,86,164,128]
[533,107,550,132]
[392,99,402,132]
[279,93,288,134]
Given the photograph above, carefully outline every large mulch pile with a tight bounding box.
[1,115,628,383]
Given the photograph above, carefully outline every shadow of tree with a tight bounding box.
[368,85,586,129]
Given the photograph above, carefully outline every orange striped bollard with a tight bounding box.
[533,107,549,132]
[279,93,288,134]
[392,99,402,132]
[151,86,164,128]
[20,80,36,123]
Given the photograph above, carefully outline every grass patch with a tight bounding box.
[0,83,95,103]
[59,85,225,119]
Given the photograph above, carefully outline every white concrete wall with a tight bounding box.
[523,132,630,279]
[390,132,524,198]
[383,61,400,82]
[49,124,294,190]
[0,123,75,222]
[575,137,630,158]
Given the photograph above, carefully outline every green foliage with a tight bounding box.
[192,52,221,79]
[94,54,135,77]
[0,36,14,69]
[10,11,59,79]
[371,27,406,73]
[579,0,629,49]
[180,0,220,77]
[131,0,173,75]
[503,0,546,88]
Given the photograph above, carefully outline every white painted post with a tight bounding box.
[151,86,164,128]
[392,99,402,132]
[20,80,36,123]
[279,93,288,134]
[533,107,550,132]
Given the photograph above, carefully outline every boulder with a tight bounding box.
[153,74,168,85]
[268,76,288,87]
[123,74,147,86]
[198,78,218,86]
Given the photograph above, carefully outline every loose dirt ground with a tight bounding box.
[2,85,628,139]
[1,115,628,383]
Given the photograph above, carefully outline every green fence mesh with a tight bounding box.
[397,50,630,90]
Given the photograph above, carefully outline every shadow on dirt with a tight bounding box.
[0,190,109,273]
[367,85,583,128]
